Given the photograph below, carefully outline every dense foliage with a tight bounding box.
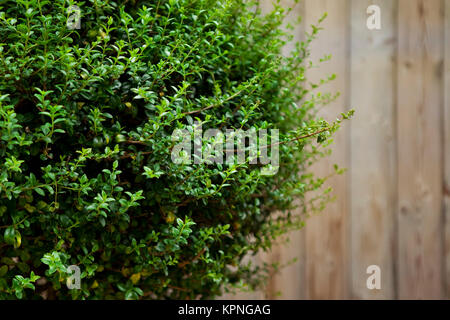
[0,0,351,299]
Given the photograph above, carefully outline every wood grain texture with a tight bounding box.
[303,0,350,300]
[397,0,444,299]
[225,0,448,300]
[444,0,450,299]
[349,0,397,299]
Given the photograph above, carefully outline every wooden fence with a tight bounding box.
[223,0,450,300]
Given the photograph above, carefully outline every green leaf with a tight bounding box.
[0,265,8,277]
[4,227,15,245]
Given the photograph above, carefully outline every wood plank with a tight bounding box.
[444,0,450,299]
[349,0,397,299]
[303,0,350,299]
[397,0,444,299]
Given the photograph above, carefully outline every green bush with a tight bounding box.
[0,0,351,299]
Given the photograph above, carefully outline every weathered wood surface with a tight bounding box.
[224,0,448,299]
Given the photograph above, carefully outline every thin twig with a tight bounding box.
[183,88,246,115]
[178,248,206,268]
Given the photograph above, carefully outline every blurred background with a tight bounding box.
[223,0,450,300]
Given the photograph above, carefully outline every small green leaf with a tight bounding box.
[0,265,8,277]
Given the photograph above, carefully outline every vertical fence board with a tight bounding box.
[349,0,397,299]
[224,0,449,300]
[303,0,350,299]
[444,0,450,300]
[397,0,444,299]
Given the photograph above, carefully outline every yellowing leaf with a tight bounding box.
[130,273,141,284]
[165,212,176,224]
[99,30,107,39]
[121,267,130,277]
[13,231,21,249]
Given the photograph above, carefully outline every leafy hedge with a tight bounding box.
[0,0,351,299]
